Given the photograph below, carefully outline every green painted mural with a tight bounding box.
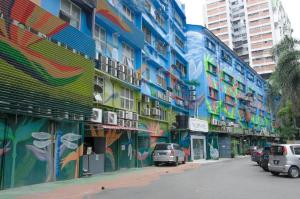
[0,8,94,119]
[0,115,83,189]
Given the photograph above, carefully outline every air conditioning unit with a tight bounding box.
[190,96,196,101]
[124,120,132,128]
[211,118,218,125]
[142,95,150,103]
[94,92,103,103]
[118,72,126,81]
[144,107,151,116]
[111,60,117,69]
[229,122,234,127]
[125,111,133,120]
[91,108,102,123]
[151,108,160,116]
[118,64,126,73]
[117,110,125,119]
[127,68,133,76]
[100,56,109,72]
[118,119,125,127]
[168,96,172,102]
[103,111,117,125]
[127,75,133,84]
[157,92,162,99]
[132,113,139,121]
[110,67,118,77]
[132,121,138,128]
[134,78,140,86]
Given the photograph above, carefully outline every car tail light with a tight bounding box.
[283,146,288,155]
[170,150,175,156]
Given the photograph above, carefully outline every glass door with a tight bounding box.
[192,138,205,160]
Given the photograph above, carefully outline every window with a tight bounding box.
[159,108,167,121]
[225,94,235,106]
[257,79,262,88]
[122,43,134,68]
[238,81,246,93]
[205,38,216,52]
[257,94,263,102]
[248,88,255,96]
[236,64,244,75]
[112,33,118,47]
[221,50,232,65]
[94,25,106,53]
[157,71,166,88]
[142,25,151,44]
[60,0,81,29]
[120,87,134,110]
[155,12,165,27]
[247,72,254,82]
[175,60,186,77]
[175,35,184,49]
[145,0,152,13]
[223,72,234,85]
[122,5,134,22]
[207,62,217,75]
[293,147,300,155]
[209,87,218,100]
[174,11,183,28]
[174,84,183,98]
[144,67,150,80]
[156,40,167,55]
[94,76,104,103]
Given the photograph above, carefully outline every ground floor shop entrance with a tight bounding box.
[190,135,206,160]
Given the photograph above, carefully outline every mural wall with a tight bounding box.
[0,0,95,119]
[0,114,83,189]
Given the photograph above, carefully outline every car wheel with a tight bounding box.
[174,157,178,166]
[288,166,300,178]
[271,171,280,176]
[182,157,186,164]
[263,167,269,172]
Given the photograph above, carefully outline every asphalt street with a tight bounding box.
[91,158,300,199]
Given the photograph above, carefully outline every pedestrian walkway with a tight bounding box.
[0,156,248,199]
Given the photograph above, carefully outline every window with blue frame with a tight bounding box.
[207,62,217,75]
[175,60,186,78]
[142,25,152,44]
[222,72,234,85]
[155,11,165,28]
[256,79,262,88]
[257,94,263,102]
[155,40,167,55]
[205,38,216,52]
[122,5,134,22]
[236,63,244,75]
[248,88,255,96]
[221,50,232,65]
[247,72,254,82]
[174,10,184,28]
[157,70,166,88]
[237,81,246,93]
[145,0,152,13]
[175,35,185,50]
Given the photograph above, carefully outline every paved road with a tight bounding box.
[91,158,300,199]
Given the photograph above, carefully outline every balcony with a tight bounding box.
[95,0,144,49]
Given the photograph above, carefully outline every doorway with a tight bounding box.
[191,135,206,160]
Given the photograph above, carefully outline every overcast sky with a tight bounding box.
[181,0,300,39]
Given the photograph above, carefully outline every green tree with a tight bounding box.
[267,36,300,139]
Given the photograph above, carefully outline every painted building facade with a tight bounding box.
[0,0,95,189]
[186,25,275,160]
[0,0,276,190]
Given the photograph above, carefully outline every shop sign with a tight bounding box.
[189,118,208,132]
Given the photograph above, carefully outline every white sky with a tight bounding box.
[181,0,300,39]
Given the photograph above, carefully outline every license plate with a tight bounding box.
[274,160,279,165]
[158,152,166,155]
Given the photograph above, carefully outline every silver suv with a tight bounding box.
[152,143,185,166]
[268,144,300,178]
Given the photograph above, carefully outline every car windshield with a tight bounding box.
[155,144,172,150]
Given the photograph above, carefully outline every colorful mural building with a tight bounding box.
[0,0,277,189]
[186,25,276,160]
